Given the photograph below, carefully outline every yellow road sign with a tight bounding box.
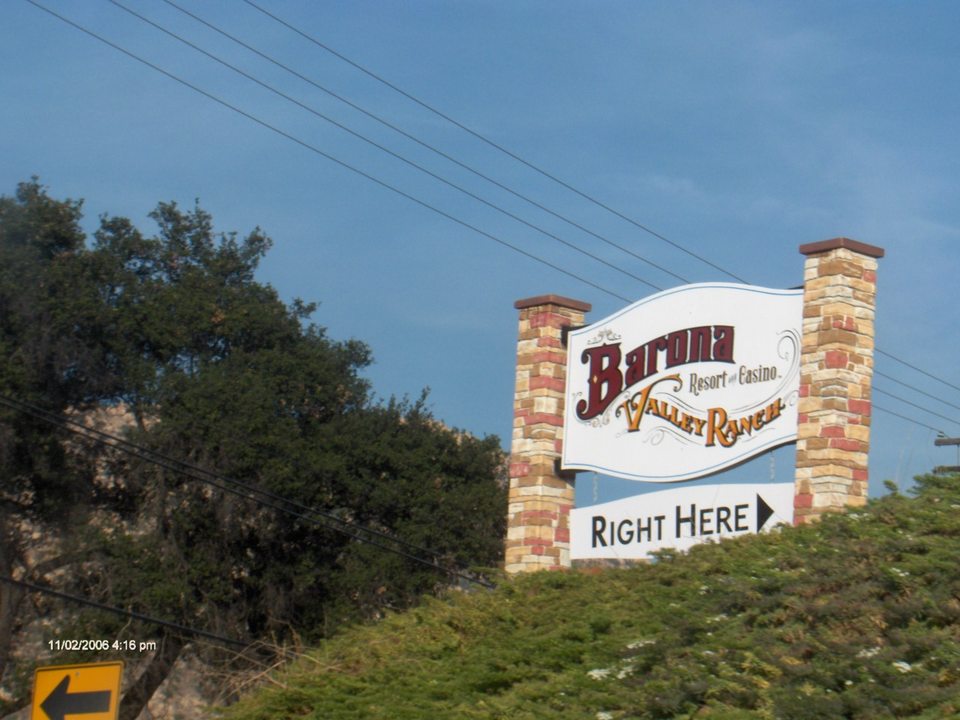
[31,661,123,720]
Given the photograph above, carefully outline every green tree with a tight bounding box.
[0,180,111,696]
[0,180,506,718]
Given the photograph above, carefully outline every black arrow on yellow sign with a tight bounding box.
[40,675,111,720]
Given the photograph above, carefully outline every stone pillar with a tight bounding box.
[505,294,591,574]
[794,238,884,523]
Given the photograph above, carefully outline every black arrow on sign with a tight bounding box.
[40,675,111,720]
[756,494,775,531]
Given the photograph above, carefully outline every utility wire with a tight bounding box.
[873,398,953,434]
[28,2,958,435]
[241,1,960,418]
[242,0,746,283]
[871,403,942,434]
[0,574,250,649]
[874,370,960,414]
[107,0,662,292]
[876,348,960,395]
[872,386,960,429]
[0,393,496,589]
[26,0,629,305]
[159,0,687,286]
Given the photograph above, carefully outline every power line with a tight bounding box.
[158,0,688,286]
[27,2,958,437]
[0,393,496,589]
[0,574,250,649]
[871,403,943,434]
[26,0,629,305]
[242,0,746,283]
[1,393,495,588]
[876,348,960,395]
[872,386,960,429]
[239,1,960,416]
[106,0,663,292]
[874,370,960,414]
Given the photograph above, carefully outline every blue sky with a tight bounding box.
[3,1,959,506]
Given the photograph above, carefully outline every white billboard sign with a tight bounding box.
[562,283,802,482]
[571,482,794,560]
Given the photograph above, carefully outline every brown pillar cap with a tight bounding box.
[799,237,885,258]
[514,294,592,312]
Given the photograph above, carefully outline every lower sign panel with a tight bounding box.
[571,482,794,560]
[31,661,123,720]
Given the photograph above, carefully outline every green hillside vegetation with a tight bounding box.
[220,473,960,720]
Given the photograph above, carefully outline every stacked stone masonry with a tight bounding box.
[506,295,590,574]
[795,238,884,523]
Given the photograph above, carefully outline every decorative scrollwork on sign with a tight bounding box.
[658,387,700,415]
[730,330,802,414]
[592,412,613,429]
[777,329,801,365]
[645,426,698,447]
[586,328,622,346]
